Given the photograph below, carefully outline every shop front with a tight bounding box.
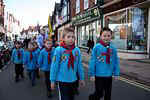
[104,4,150,59]
[72,6,101,48]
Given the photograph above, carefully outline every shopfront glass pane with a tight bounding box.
[79,26,88,47]
[107,10,127,50]
[127,8,148,51]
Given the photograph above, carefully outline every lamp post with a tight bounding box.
[97,0,104,29]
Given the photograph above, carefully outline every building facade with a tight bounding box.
[103,0,150,59]
[51,0,150,59]
[0,0,5,39]
[72,0,150,59]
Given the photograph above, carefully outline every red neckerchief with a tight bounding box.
[28,49,34,61]
[100,40,111,64]
[45,47,52,64]
[17,49,21,59]
[60,42,75,70]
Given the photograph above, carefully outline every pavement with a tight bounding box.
[0,61,150,100]
[81,48,150,87]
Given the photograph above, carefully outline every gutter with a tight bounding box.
[100,0,122,8]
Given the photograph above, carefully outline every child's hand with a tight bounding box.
[51,83,55,90]
[90,77,95,81]
[79,80,85,87]
[114,76,119,80]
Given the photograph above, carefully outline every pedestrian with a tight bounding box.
[33,42,41,79]
[38,38,55,98]
[88,27,120,100]
[11,41,24,82]
[36,28,48,49]
[50,27,85,100]
[87,37,94,54]
[23,42,37,86]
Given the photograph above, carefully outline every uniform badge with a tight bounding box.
[75,51,78,57]
[61,54,66,61]
[97,56,104,63]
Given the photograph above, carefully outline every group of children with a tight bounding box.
[11,27,120,100]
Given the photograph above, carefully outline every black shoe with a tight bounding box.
[89,94,95,100]
[15,78,19,83]
[75,89,79,95]
[21,74,25,79]
[47,91,52,98]
[36,74,40,79]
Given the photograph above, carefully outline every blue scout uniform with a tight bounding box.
[11,48,24,82]
[38,47,55,97]
[11,48,24,64]
[38,48,55,71]
[34,48,40,65]
[88,41,120,100]
[50,46,84,83]
[89,42,120,77]
[34,48,41,78]
[23,50,38,70]
[23,50,38,86]
[50,46,84,100]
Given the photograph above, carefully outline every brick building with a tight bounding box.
[51,0,150,59]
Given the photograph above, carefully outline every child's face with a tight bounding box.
[16,43,20,48]
[64,32,75,46]
[33,43,38,49]
[28,44,34,50]
[100,31,112,43]
[45,41,52,49]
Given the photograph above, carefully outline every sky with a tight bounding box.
[4,0,60,29]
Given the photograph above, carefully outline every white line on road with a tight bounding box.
[119,76,150,92]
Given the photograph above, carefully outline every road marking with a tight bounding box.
[118,76,150,92]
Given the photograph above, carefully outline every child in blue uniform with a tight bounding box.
[23,42,38,86]
[88,27,120,100]
[33,42,41,79]
[50,27,85,100]
[11,41,24,82]
[38,38,55,98]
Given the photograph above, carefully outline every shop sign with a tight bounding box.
[72,7,100,24]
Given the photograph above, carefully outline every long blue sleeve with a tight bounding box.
[50,47,61,83]
[88,46,97,77]
[77,49,84,80]
[113,48,120,76]
[38,51,43,68]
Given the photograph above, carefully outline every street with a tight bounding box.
[0,64,150,100]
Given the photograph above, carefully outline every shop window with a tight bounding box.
[76,0,80,14]
[128,8,148,51]
[106,10,127,50]
[105,7,148,51]
[84,0,89,9]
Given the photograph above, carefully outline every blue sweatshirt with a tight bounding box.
[38,48,55,71]
[34,48,41,66]
[50,46,84,83]
[23,50,37,70]
[11,48,24,64]
[88,42,120,77]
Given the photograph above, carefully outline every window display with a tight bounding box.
[105,7,148,51]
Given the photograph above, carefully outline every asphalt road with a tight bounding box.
[0,64,150,100]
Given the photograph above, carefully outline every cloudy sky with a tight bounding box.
[5,0,60,28]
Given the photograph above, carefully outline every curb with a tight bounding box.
[82,61,150,87]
